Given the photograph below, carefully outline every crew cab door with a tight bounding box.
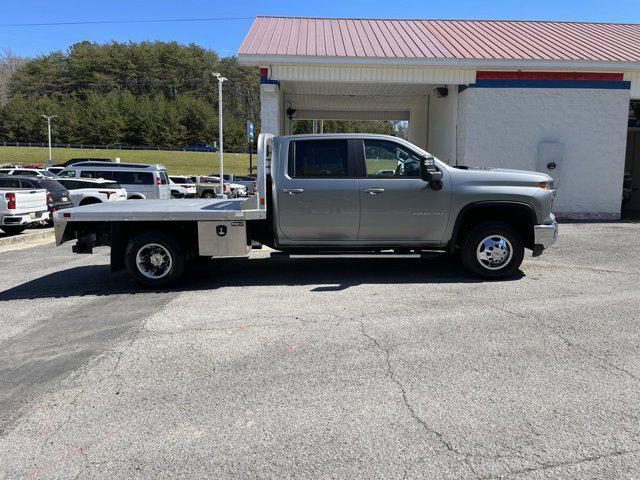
[356,139,451,243]
[276,138,359,243]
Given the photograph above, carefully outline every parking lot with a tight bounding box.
[0,222,639,479]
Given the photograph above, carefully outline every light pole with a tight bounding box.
[212,73,228,198]
[41,115,56,167]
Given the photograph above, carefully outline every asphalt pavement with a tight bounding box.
[0,222,639,479]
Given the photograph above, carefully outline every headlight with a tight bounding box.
[538,180,554,190]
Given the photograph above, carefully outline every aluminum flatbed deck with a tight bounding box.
[59,196,265,223]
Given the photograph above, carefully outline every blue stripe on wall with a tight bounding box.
[468,79,631,90]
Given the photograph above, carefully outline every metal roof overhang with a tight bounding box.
[238,54,640,71]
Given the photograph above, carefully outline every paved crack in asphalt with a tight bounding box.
[492,305,640,384]
[358,321,481,479]
[480,447,640,479]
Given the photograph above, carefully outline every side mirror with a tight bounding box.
[420,157,443,190]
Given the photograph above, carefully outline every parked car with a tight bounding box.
[54,133,559,286]
[211,173,257,193]
[0,174,73,220]
[188,175,228,198]
[22,163,45,168]
[55,178,128,207]
[208,177,247,197]
[184,142,218,152]
[169,176,197,198]
[58,162,170,199]
[0,167,57,179]
[0,176,50,235]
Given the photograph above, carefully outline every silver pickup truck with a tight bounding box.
[54,133,558,286]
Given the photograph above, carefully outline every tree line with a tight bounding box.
[0,41,259,149]
[0,40,398,149]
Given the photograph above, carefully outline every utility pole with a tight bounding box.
[41,115,56,166]
[212,73,227,198]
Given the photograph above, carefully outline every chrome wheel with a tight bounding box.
[476,235,513,270]
[135,243,173,279]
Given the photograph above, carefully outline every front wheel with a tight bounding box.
[1,225,26,236]
[125,232,186,287]
[460,222,524,279]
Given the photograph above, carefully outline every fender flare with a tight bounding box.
[447,201,537,252]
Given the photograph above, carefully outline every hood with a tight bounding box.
[451,165,553,186]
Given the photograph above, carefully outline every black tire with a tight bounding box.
[1,225,26,236]
[201,190,215,199]
[460,221,524,279]
[124,232,186,287]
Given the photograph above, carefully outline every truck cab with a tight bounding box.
[271,135,451,246]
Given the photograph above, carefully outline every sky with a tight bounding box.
[1,0,640,58]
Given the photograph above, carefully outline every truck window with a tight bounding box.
[288,140,349,178]
[363,140,421,178]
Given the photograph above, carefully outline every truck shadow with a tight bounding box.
[0,254,524,301]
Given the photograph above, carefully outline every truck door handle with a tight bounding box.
[364,188,385,194]
[283,188,304,195]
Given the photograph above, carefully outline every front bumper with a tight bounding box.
[533,216,558,256]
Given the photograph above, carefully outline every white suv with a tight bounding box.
[58,162,171,200]
[56,178,128,207]
[169,176,197,198]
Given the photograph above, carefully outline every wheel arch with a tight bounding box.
[448,201,537,252]
[79,197,102,206]
[110,221,199,272]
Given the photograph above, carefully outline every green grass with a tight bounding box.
[0,146,254,175]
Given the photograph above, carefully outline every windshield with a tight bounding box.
[39,170,56,178]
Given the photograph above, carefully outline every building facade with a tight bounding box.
[239,17,640,219]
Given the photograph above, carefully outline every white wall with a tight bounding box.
[456,86,630,219]
[427,85,459,165]
[407,97,428,149]
[260,83,284,136]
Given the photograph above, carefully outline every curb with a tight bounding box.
[0,228,55,248]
